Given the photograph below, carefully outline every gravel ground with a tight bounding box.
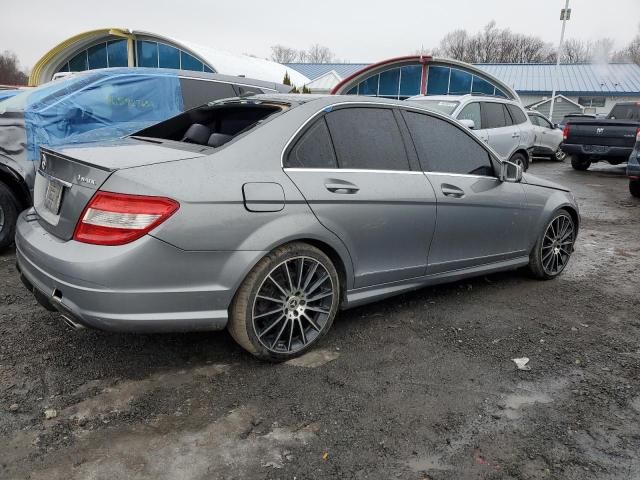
[1,158,639,480]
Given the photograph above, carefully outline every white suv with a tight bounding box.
[408,94,535,170]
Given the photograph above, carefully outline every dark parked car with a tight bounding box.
[0,67,288,250]
[16,95,579,361]
[560,102,640,171]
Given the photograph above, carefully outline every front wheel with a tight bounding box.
[554,150,566,161]
[630,179,640,198]
[571,155,591,171]
[510,152,529,171]
[228,242,340,361]
[0,183,19,251]
[528,210,576,280]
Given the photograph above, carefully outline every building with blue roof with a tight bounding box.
[286,59,640,122]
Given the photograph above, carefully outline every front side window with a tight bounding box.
[403,111,494,177]
[325,107,410,171]
[457,102,482,129]
[285,118,337,169]
[482,102,508,129]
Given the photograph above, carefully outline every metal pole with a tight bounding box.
[549,0,570,122]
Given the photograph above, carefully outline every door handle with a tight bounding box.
[441,184,465,198]
[511,133,520,138]
[325,183,359,194]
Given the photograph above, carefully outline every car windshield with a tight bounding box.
[412,100,460,116]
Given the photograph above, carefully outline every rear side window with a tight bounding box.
[403,111,494,177]
[482,102,509,129]
[285,118,337,168]
[457,102,482,129]
[325,107,410,171]
[507,104,528,125]
[180,78,237,110]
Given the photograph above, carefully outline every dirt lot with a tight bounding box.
[1,158,639,480]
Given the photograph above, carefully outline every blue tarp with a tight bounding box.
[0,89,22,102]
[22,68,184,161]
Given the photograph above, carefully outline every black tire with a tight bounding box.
[571,155,591,171]
[510,152,529,171]
[0,182,19,251]
[228,242,340,361]
[630,179,640,198]
[528,209,576,280]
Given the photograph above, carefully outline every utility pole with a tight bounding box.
[549,0,571,123]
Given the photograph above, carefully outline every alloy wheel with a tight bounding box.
[252,256,336,354]
[555,150,566,161]
[541,214,574,276]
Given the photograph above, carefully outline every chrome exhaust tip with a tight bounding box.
[61,314,85,330]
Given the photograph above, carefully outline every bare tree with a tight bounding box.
[590,38,615,63]
[561,39,591,63]
[434,22,554,64]
[612,33,640,64]
[306,44,334,63]
[270,45,300,63]
[0,51,28,85]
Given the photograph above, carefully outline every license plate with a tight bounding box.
[44,180,64,214]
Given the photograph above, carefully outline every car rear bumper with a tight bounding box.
[15,209,266,333]
[560,143,633,159]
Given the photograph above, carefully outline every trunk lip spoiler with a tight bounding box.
[40,147,115,173]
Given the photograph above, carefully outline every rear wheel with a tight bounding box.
[571,155,591,171]
[510,152,529,171]
[630,179,640,198]
[528,210,576,280]
[0,183,19,251]
[228,242,340,361]
[554,149,566,161]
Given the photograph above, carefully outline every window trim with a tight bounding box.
[280,101,503,177]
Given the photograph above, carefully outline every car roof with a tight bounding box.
[230,94,417,109]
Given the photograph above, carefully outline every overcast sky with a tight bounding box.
[2,0,639,69]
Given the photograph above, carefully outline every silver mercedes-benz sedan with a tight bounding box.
[15,94,579,361]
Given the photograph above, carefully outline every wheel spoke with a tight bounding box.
[307,291,333,303]
[542,249,553,261]
[287,318,294,351]
[302,262,319,291]
[302,312,321,332]
[268,275,289,297]
[258,314,285,338]
[297,317,307,345]
[283,261,294,292]
[257,295,284,304]
[306,273,330,295]
[254,307,283,319]
[271,317,289,349]
[297,258,304,290]
[305,305,330,315]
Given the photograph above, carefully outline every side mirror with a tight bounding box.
[459,119,476,130]
[553,123,560,129]
[500,161,523,183]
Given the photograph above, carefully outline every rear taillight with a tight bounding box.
[563,124,570,141]
[73,191,179,246]
[636,127,640,142]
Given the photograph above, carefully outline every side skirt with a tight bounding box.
[343,256,530,309]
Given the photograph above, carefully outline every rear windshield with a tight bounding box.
[411,100,460,116]
[608,104,640,121]
[134,100,287,148]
